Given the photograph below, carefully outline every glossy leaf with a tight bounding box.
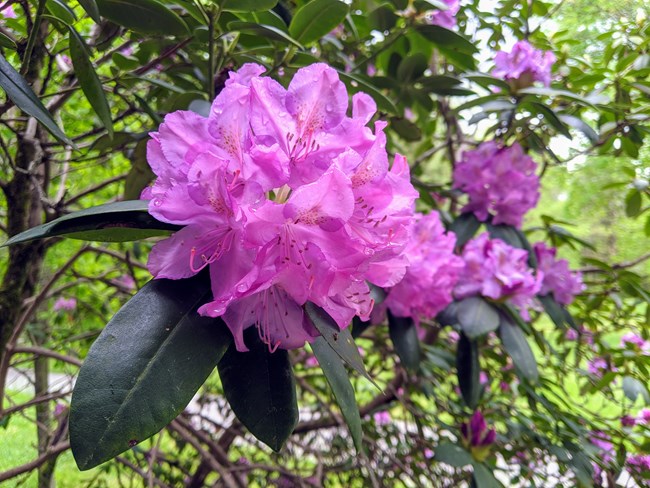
[415,25,478,54]
[450,212,481,248]
[538,294,567,329]
[486,223,523,249]
[625,190,642,217]
[338,72,398,114]
[289,0,349,45]
[68,27,113,137]
[70,274,231,470]
[46,0,77,24]
[435,442,473,467]
[499,314,539,383]
[559,114,599,143]
[387,311,421,371]
[622,376,650,404]
[78,0,101,22]
[311,337,362,452]
[0,32,16,50]
[218,328,298,452]
[124,140,155,200]
[305,302,373,383]
[456,297,500,340]
[457,332,480,409]
[221,0,278,12]
[0,54,70,143]
[2,200,180,247]
[518,87,596,108]
[472,462,504,488]
[95,0,189,36]
[228,22,303,48]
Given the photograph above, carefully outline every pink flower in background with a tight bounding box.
[374,411,392,426]
[533,242,584,304]
[1,5,16,18]
[637,408,650,424]
[620,332,650,353]
[565,328,579,340]
[587,357,610,378]
[626,455,650,477]
[144,63,417,352]
[492,40,556,87]
[453,142,540,228]
[454,233,542,318]
[53,297,77,312]
[384,212,463,324]
[461,411,496,448]
[305,356,319,368]
[621,415,636,427]
[426,0,460,30]
[114,275,136,291]
[589,431,615,464]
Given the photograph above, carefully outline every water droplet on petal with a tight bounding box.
[236,283,248,293]
[153,198,162,207]
[363,248,375,256]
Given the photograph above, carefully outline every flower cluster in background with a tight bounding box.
[533,241,585,304]
[454,233,542,318]
[384,211,463,324]
[453,141,540,228]
[53,297,77,312]
[145,63,417,352]
[492,40,556,88]
[461,411,496,462]
[425,0,460,30]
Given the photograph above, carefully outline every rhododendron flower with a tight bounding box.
[621,415,636,427]
[454,233,542,318]
[638,408,650,424]
[384,212,463,324]
[589,432,615,464]
[53,297,77,312]
[533,242,584,304]
[373,411,392,426]
[492,40,556,88]
[627,455,650,477]
[587,357,611,378]
[426,0,460,29]
[1,5,16,19]
[461,411,496,461]
[144,63,417,352]
[453,142,540,228]
[620,332,650,353]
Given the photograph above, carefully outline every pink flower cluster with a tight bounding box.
[621,332,650,353]
[533,242,584,304]
[461,410,496,462]
[621,408,650,427]
[453,141,540,228]
[492,40,556,88]
[627,454,650,477]
[144,63,417,352]
[53,297,77,312]
[1,5,16,19]
[426,0,460,30]
[384,212,464,323]
[454,233,542,317]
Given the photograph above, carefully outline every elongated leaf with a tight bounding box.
[70,274,231,470]
[338,71,398,114]
[79,0,101,22]
[499,314,539,383]
[450,212,481,248]
[227,22,303,48]
[221,0,278,12]
[622,376,650,404]
[311,337,362,451]
[68,27,113,137]
[435,442,473,467]
[2,200,180,247]
[388,311,421,371]
[218,328,298,451]
[46,0,77,24]
[0,32,16,50]
[415,24,478,54]
[96,0,188,36]
[558,114,599,143]
[486,223,523,249]
[0,54,70,143]
[538,294,567,329]
[472,462,504,488]
[289,0,349,45]
[457,297,500,340]
[305,302,373,383]
[437,301,459,327]
[518,87,596,108]
[457,332,480,408]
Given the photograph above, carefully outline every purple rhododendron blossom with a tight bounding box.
[454,233,542,318]
[461,411,496,448]
[589,432,615,464]
[384,212,463,324]
[492,40,556,87]
[621,415,636,427]
[638,408,650,424]
[144,63,417,352]
[587,357,610,377]
[373,411,391,426]
[627,455,650,477]
[53,297,77,312]
[1,5,16,18]
[453,141,540,228]
[426,0,460,29]
[621,332,650,352]
[533,242,584,304]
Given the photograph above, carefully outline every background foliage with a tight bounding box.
[0,0,649,486]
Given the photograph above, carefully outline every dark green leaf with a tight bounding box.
[437,301,459,327]
[415,25,478,54]
[518,87,596,108]
[79,0,101,22]
[558,114,599,143]
[0,54,70,143]
[486,223,523,248]
[305,302,373,384]
[538,294,567,329]
[227,22,303,48]
[338,72,398,114]
[397,53,428,82]
[464,73,510,91]
[472,462,504,488]
[0,32,16,50]
[311,337,362,451]
[457,297,500,340]
[68,27,113,137]
[387,311,421,371]
[96,0,189,36]
[457,332,481,408]
[2,200,181,247]
[124,140,155,200]
[625,190,642,217]
[435,442,473,467]
[450,212,481,248]
[218,328,298,451]
[390,117,422,141]
[46,0,77,24]
[289,0,349,45]
[622,376,650,404]
[526,102,572,139]
[70,274,231,470]
[499,314,539,383]
[221,0,278,12]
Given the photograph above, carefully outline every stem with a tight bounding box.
[21,0,47,76]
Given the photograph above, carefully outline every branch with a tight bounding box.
[579,251,650,273]
[0,441,69,483]
[12,346,82,366]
